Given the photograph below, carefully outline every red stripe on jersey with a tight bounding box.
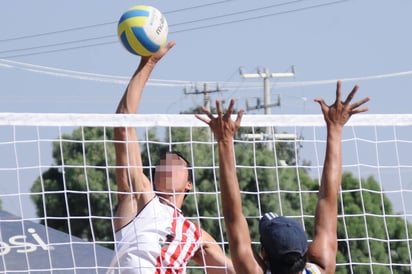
[155,209,179,274]
[179,219,201,269]
[167,209,182,271]
[155,209,200,274]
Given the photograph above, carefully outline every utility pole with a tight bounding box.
[240,66,296,149]
[239,66,295,115]
[184,83,227,111]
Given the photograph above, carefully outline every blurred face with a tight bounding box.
[154,153,192,194]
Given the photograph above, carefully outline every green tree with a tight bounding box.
[334,173,412,274]
[31,127,117,247]
[30,113,412,273]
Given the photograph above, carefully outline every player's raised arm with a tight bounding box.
[196,100,263,274]
[308,81,369,273]
[113,42,175,231]
[190,228,235,274]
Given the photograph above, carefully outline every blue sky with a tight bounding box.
[1,0,412,219]
[1,0,412,115]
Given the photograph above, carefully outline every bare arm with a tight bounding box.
[308,81,370,273]
[191,229,235,274]
[113,42,176,231]
[196,100,263,274]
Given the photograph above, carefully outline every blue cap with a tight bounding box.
[259,212,308,260]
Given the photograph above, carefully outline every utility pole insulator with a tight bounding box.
[240,66,295,149]
[183,82,228,111]
[239,66,295,114]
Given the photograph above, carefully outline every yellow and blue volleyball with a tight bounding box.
[117,5,168,56]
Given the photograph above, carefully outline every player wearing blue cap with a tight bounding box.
[196,81,369,274]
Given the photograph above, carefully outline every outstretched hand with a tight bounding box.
[195,99,244,142]
[314,81,370,128]
[141,41,176,65]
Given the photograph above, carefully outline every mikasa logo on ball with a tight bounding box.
[149,9,166,36]
[156,15,166,36]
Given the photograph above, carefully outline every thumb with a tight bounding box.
[314,98,328,114]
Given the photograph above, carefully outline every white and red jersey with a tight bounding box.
[108,196,202,274]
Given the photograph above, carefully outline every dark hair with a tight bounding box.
[269,252,307,274]
[152,151,194,184]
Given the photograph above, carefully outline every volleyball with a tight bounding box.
[117,5,168,56]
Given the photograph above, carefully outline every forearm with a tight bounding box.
[308,125,342,270]
[195,230,235,274]
[320,125,343,200]
[114,59,155,192]
[114,129,143,181]
[114,109,143,178]
[116,59,156,114]
[218,140,242,223]
[218,139,255,273]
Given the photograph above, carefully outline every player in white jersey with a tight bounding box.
[196,81,370,274]
[109,195,201,273]
[109,41,234,274]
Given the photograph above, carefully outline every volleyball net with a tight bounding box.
[0,113,411,273]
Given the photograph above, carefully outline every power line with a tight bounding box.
[0,0,234,42]
[1,58,411,89]
[164,0,235,14]
[0,22,114,43]
[0,35,113,55]
[0,0,348,58]
[172,0,348,33]
[0,0,293,43]
[170,0,310,27]
[0,41,117,59]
